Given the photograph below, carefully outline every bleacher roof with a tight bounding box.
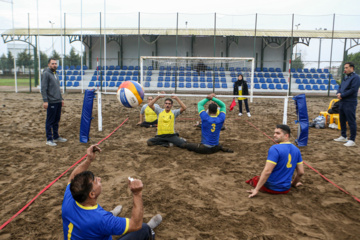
[2,28,360,39]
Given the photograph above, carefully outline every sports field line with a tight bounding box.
[0,118,129,230]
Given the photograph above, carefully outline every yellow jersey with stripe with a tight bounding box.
[265,142,303,191]
[62,184,129,239]
[154,105,181,135]
[140,104,159,122]
[237,85,246,100]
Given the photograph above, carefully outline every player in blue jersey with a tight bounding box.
[247,125,304,198]
[62,144,162,240]
[184,93,233,154]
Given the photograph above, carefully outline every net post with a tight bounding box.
[140,56,144,85]
[250,58,255,103]
[97,89,103,131]
[283,97,288,125]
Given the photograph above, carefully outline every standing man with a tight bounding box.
[136,96,159,128]
[62,144,162,239]
[247,125,304,198]
[147,92,187,148]
[41,58,67,146]
[185,93,232,154]
[233,74,251,117]
[334,62,360,147]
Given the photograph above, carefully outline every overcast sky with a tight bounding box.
[0,0,359,67]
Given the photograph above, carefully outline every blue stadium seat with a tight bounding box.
[299,74,305,78]
[220,72,225,77]
[67,70,72,75]
[64,66,69,70]
[317,69,323,73]
[273,78,279,83]
[324,69,329,73]
[133,71,139,76]
[165,77,171,82]
[179,72,185,76]
[310,68,316,73]
[125,76,131,81]
[115,66,121,70]
[105,76,111,81]
[293,73,299,78]
[280,78,287,84]
[119,76,124,81]
[165,72,171,77]
[70,66,75,70]
[193,77,198,82]
[107,71,112,76]
[214,77,219,82]
[179,83,184,88]
[171,83,175,88]
[164,82,170,88]
[91,76,97,81]
[235,67,241,72]
[269,67,275,72]
[220,78,226,83]
[323,79,329,85]
[111,76,117,81]
[264,73,270,78]
[222,83,227,88]
[178,77,184,82]
[270,73,277,78]
[266,78,272,84]
[302,79,309,84]
[186,83,192,88]
[144,82,150,87]
[254,84,260,89]
[88,82,94,87]
[132,77,138,81]
[269,84,275,89]
[309,79,316,84]
[76,76,82,81]
[159,72,164,77]
[200,72,205,77]
[207,83,213,88]
[193,72,198,77]
[278,73,284,78]
[200,77,205,82]
[157,82,163,88]
[253,78,259,83]
[275,68,281,72]
[135,66,140,70]
[255,67,261,72]
[257,72,263,77]
[116,82,122,87]
[120,71,126,76]
[109,82,115,87]
[305,85,312,90]
[306,74,312,78]
[146,76,151,81]
[259,78,265,83]
[297,68,303,73]
[193,83,199,88]
[312,85,319,90]
[303,68,309,73]
[330,80,337,85]
[313,74,319,79]
[316,79,323,84]
[66,82,73,87]
[158,77,163,81]
[185,77,191,82]
[70,76,76,81]
[290,68,296,73]
[186,72,192,77]
[128,66,134,70]
[261,84,268,89]
[215,83,220,88]
[320,85,327,91]
[320,74,326,79]
[232,78,237,82]
[298,85,305,90]
[276,84,282,90]
[283,84,288,90]
[263,67,268,72]
[206,77,212,83]
[113,71,119,76]
[200,83,206,88]
[334,85,339,90]
[102,82,108,87]
[295,79,301,84]
[95,82,101,87]
[126,71,132,76]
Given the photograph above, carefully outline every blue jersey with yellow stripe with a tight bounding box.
[199,111,226,146]
[265,143,303,191]
[62,184,129,240]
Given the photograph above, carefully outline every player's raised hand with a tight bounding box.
[207,93,216,100]
[158,91,166,98]
[87,144,101,161]
[128,177,143,195]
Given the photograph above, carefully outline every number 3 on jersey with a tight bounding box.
[286,154,292,168]
[211,123,216,132]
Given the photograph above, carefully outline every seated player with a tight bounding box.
[194,107,226,131]
[137,96,159,128]
[247,125,304,198]
[147,91,187,148]
[184,93,233,154]
[62,144,162,239]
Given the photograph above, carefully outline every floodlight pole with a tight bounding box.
[11,0,17,93]
[327,14,336,97]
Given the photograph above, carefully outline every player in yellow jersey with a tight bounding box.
[233,74,251,117]
[147,92,187,148]
[137,96,159,128]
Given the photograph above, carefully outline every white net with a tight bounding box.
[140,56,255,95]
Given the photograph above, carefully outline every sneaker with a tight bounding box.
[238,113,243,116]
[53,137,67,143]
[334,136,348,142]
[147,214,162,229]
[111,205,123,216]
[344,140,356,147]
[169,143,174,147]
[46,140,57,146]
[247,112,251,117]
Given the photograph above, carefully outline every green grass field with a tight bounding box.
[0,78,36,87]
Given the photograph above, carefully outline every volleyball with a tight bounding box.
[116,81,145,108]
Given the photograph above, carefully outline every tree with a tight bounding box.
[7,51,14,72]
[40,51,48,68]
[17,50,33,68]
[342,51,360,70]
[291,56,304,70]
[65,47,81,67]
[50,50,61,60]
[0,54,7,73]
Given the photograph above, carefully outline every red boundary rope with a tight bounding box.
[0,118,129,230]
[245,119,360,203]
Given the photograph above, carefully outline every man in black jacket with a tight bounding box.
[41,58,67,146]
[233,74,251,117]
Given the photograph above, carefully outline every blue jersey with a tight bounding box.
[62,184,129,240]
[200,111,226,146]
[265,143,303,191]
